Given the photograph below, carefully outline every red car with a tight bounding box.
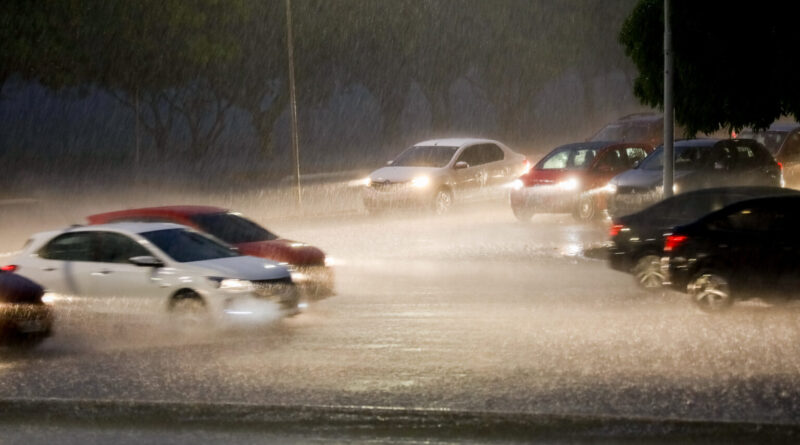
[87,206,334,298]
[509,141,654,221]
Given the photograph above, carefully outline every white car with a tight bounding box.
[362,138,528,214]
[5,223,299,322]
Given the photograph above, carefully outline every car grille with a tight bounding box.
[251,277,298,307]
[370,181,407,192]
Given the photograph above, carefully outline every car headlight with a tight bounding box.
[411,176,431,188]
[672,183,679,194]
[557,178,580,191]
[603,182,617,194]
[511,179,524,191]
[208,277,254,292]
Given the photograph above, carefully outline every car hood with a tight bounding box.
[235,239,326,267]
[369,166,441,183]
[611,168,694,188]
[185,256,290,281]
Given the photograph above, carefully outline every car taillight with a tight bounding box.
[1,265,18,272]
[777,161,783,171]
[664,235,688,252]
[609,224,624,237]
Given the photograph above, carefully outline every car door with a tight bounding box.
[452,144,487,198]
[85,231,169,313]
[33,231,99,300]
[589,147,628,189]
[482,144,510,186]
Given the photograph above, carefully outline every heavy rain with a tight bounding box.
[2,0,800,443]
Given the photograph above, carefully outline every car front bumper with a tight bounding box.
[510,187,580,213]
[291,266,335,300]
[363,185,434,209]
[0,303,53,339]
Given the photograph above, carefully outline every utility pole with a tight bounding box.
[285,0,302,206]
[663,0,674,198]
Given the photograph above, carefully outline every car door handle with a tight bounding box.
[91,270,113,276]
[41,267,57,272]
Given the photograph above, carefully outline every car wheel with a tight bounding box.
[688,272,733,312]
[572,194,597,222]
[632,255,664,289]
[512,204,534,222]
[169,290,209,325]
[432,189,453,215]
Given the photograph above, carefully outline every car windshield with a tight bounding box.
[140,228,240,262]
[538,146,600,170]
[638,144,711,171]
[190,212,278,244]
[391,145,457,167]
[739,130,786,154]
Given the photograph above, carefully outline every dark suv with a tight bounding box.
[663,195,800,311]
[739,123,800,188]
[607,139,783,217]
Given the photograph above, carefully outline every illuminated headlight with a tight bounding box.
[291,271,309,283]
[672,183,679,194]
[511,179,524,191]
[349,177,371,187]
[557,178,580,191]
[411,176,431,188]
[603,182,617,194]
[41,292,58,305]
[208,277,254,292]
[324,256,338,267]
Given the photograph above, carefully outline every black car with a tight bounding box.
[608,187,799,288]
[0,271,53,346]
[663,195,800,311]
[607,138,783,217]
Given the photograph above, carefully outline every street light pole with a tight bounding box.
[663,0,674,198]
[285,0,302,206]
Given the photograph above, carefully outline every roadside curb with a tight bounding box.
[0,398,798,441]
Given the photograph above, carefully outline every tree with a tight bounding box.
[620,0,800,135]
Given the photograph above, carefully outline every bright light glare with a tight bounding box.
[348,177,371,187]
[411,176,431,188]
[324,256,339,267]
[558,178,580,191]
[603,183,617,194]
[298,302,309,309]
[291,271,309,283]
[511,179,524,191]
[290,242,307,248]
[672,184,679,194]
[41,293,57,305]
[219,278,254,292]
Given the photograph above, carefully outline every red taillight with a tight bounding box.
[664,235,688,252]
[609,224,624,237]
[1,265,18,272]
[778,161,783,171]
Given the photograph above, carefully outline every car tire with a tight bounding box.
[432,189,453,215]
[632,255,665,289]
[688,271,733,312]
[512,205,534,222]
[169,290,209,325]
[572,194,597,222]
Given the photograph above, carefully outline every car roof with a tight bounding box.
[672,138,720,148]
[66,222,187,234]
[88,205,227,223]
[413,138,502,147]
[613,112,663,123]
[553,141,620,151]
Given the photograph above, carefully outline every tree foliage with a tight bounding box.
[620,0,800,135]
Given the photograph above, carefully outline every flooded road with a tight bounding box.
[2,196,800,426]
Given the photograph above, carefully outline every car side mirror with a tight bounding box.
[129,256,164,267]
[454,161,469,170]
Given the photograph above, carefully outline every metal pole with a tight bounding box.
[285,0,302,206]
[663,0,674,198]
